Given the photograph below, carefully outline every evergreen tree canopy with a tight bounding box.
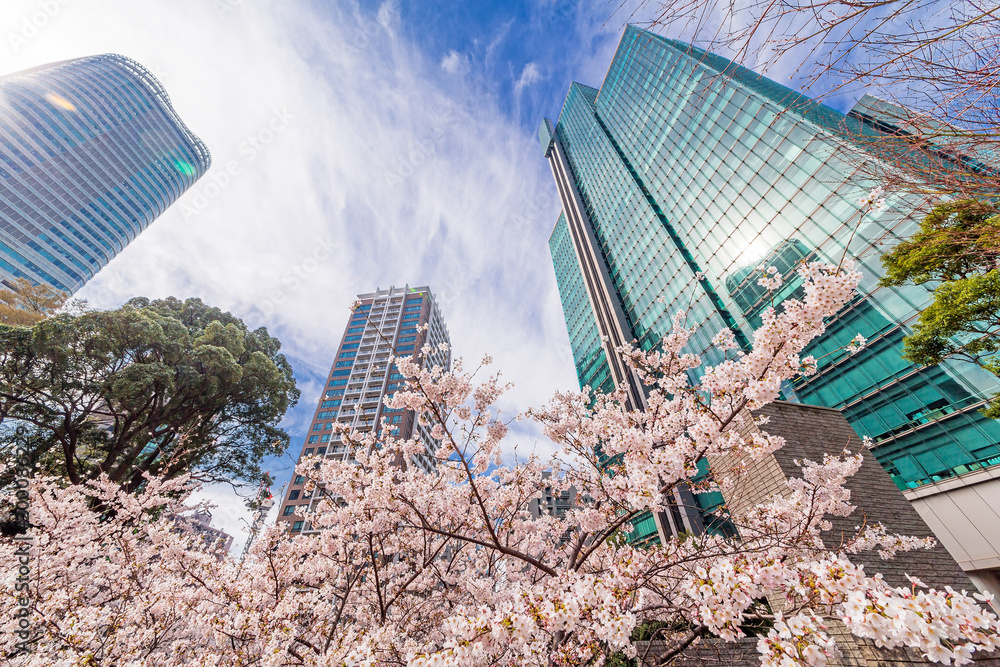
[0,296,299,493]
[881,199,1000,416]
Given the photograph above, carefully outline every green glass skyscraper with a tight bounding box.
[543,25,1000,590]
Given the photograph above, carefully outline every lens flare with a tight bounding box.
[173,160,196,176]
[45,93,75,111]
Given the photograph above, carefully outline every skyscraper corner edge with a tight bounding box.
[94,53,213,173]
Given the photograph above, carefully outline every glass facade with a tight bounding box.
[544,25,1000,494]
[0,54,211,292]
[549,213,614,395]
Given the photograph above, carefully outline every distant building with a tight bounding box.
[277,285,451,535]
[0,54,210,292]
[528,472,576,520]
[542,24,1000,591]
[171,510,234,557]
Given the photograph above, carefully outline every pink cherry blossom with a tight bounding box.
[2,262,997,666]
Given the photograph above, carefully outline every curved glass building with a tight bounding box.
[0,54,211,292]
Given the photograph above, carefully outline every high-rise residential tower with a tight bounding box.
[277,285,451,535]
[542,25,1000,592]
[0,54,211,292]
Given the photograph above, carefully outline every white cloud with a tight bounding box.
[440,49,465,74]
[0,0,579,551]
[514,61,543,94]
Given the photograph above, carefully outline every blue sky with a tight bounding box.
[0,0,870,553]
[354,0,628,129]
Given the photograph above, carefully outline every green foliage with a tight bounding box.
[0,297,299,493]
[881,199,1000,416]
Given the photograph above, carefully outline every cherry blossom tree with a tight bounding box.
[3,261,999,666]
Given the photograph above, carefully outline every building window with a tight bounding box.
[344,335,361,342]
[291,521,303,532]
[282,505,295,516]
[347,327,363,334]
[405,297,423,305]
[402,313,419,321]
[308,435,319,444]
[332,369,351,376]
[325,389,343,397]
[321,400,341,408]
[335,361,353,368]
[404,306,422,313]
[398,336,416,343]
[288,490,300,500]
[312,423,323,431]
[390,415,402,424]
[320,434,331,443]
[341,343,358,350]
[338,351,356,359]
[294,475,305,485]
[304,448,314,456]
[398,345,414,352]
[317,447,327,455]
[329,379,348,387]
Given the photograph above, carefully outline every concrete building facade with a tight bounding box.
[277,285,451,535]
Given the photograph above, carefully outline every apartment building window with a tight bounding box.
[291,521,303,532]
[308,435,319,444]
[283,506,295,516]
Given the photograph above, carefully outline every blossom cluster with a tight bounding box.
[2,261,998,666]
